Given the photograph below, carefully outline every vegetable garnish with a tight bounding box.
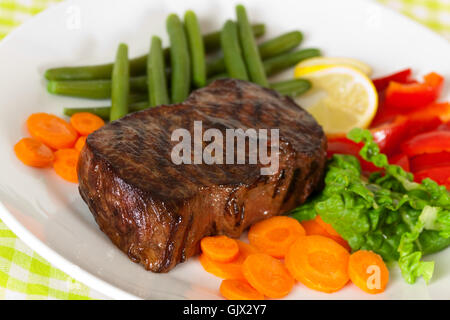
[285,235,350,293]
[348,250,389,294]
[248,216,305,258]
[291,128,450,284]
[27,113,78,150]
[220,279,265,300]
[372,68,412,92]
[199,240,258,280]
[14,137,54,168]
[242,253,294,298]
[402,131,450,157]
[45,24,266,81]
[70,112,105,136]
[414,167,450,190]
[301,217,351,251]
[110,43,130,121]
[385,72,444,109]
[53,148,79,183]
[74,136,87,153]
[200,235,239,263]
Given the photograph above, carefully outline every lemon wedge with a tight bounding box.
[295,57,372,76]
[293,65,378,135]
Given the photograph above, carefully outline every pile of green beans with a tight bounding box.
[46,5,322,121]
[45,24,266,81]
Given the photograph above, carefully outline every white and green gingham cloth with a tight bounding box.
[0,0,449,300]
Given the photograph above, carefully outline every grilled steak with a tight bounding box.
[78,79,327,272]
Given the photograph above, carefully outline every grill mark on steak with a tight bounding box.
[78,79,327,272]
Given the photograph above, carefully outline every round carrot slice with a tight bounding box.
[74,136,87,153]
[248,216,305,258]
[199,240,258,280]
[27,113,78,150]
[14,137,54,168]
[70,112,105,136]
[302,218,351,252]
[348,250,389,294]
[200,235,239,263]
[242,253,294,298]
[220,279,264,300]
[53,148,79,183]
[285,235,350,293]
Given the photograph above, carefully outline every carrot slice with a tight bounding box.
[27,113,78,149]
[14,137,54,168]
[74,136,87,153]
[220,279,264,300]
[70,112,105,136]
[285,235,350,293]
[200,235,239,263]
[248,216,306,258]
[200,240,258,280]
[53,149,79,183]
[302,218,351,252]
[242,253,294,298]
[348,250,389,294]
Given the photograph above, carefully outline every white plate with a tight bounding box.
[0,0,449,300]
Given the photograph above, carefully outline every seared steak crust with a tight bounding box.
[78,79,327,272]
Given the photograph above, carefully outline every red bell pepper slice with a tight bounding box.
[371,116,409,156]
[327,137,381,173]
[402,131,450,157]
[406,102,450,123]
[372,68,412,92]
[371,115,441,157]
[410,151,450,172]
[414,166,450,189]
[389,153,410,172]
[385,72,444,109]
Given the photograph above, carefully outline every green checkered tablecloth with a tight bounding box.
[0,0,449,300]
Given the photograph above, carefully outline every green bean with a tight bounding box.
[259,31,302,58]
[207,30,303,77]
[236,5,268,87]
[110,43,129,121]
[148,36,169,106]
[263,48,321,76]
[64,101,149,120]
[167,14,191,103]
[220,20,248,81]
[184,11,206,88]
[47,76,147,99]
[270,79,311,97]
[44,24,265,81]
